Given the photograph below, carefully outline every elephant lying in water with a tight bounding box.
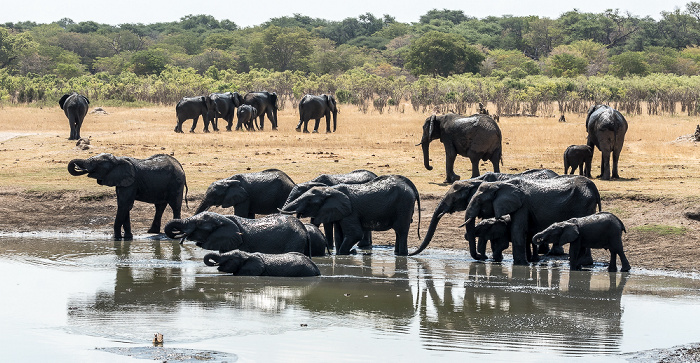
[204,250,321,277]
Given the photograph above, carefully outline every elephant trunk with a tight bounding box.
[476,234,488,258]
[164,219,192,239]
[195,193,217,214]
[67,159,89,176]
[332,109,337,132]
[203,252,221,266]
[422,142,433,171]
[409,202,447,255]
[464,218,485,260]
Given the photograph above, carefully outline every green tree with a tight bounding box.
[406,31,483,76]
[419,9,470,25]
[248,25,314,71]
[611,51,649,77]
[131,49,168,75]
[480,49,539,77]
[547,52,587,77]
[0,27,34,69]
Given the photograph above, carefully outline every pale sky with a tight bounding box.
[1,0,691,28]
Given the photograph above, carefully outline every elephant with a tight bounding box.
[418,113,503,183]
[295,94,338,133]
[208,92,243,131]
[533,212,630,272]
[585,104,628,180]
[243,91,278,130]
[59,92,90,140]
[463,175,601,265]
[174,95,215,133]
[284,170,378,250]
[235,104,259,131]
[304,223,330,255]
[68,153,188,240]
[164,211,326,256]
[204,250,320,277]
[281,174,420,256]
[409,169,558,257]
[474,216,511,262]
[564,144,593,177]
[195,169,295,218]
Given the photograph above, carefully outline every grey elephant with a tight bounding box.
[281,174,420,256]
[68,153,188,240]
[208,92,243,131]
[586,104,628,180]
[409,169,558,257]
[235,104,258,131]
[463,176,601,265]
[533,212,630,272]
[304,223,330,255]
[204,250,321,277]
[564,144,593,177]
[174,95,214,133]
[474,216,511,262]
[195,169,295,218]
[164,211,326,256]
[243,91,278,130]
[59,92,90,140]
[295,94,338,133]
[418,113,502,183]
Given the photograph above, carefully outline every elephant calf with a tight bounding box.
[204,250,321,277]
[533,212,630,272]
[564,145,593,177]
[474,216,511,262]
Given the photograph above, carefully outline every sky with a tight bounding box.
[1,0,693,28]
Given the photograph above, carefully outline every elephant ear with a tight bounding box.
[206,222,243,253]
[428,115,436,139]
[221,180,248,208]
[559,223,580,246]
[237,253,266,276]
[102,157,135,187]
[314,189,352,225]
[493,183,523,218]
[59,94,70,109]
[81,95,90,105]
[271,92,278,108]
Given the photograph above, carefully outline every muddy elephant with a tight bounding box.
[295,94,338,133]
[68,153,188,240]
[195,169,295,218]
[165,211,326,256]
[418,113,502,183]
[281,175,421,256]
[586,104,628,180]
[474,216,511,262]
[464,175,601,265]
[243,91,278,130]
[59,92,90,140]
[208,92,243,131]
[204,250,321,277]
[409,169,558,257]
[174,95,214,133]
[564,144,593,177]
[534,212,630,272]
[235,104,258,131]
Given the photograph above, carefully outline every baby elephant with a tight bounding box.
[533,212,630,272]
[564,145,593,177]
[473,216,511,262]
[204,250,321,277]
[235,104,258,131]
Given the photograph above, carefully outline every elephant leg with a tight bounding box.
[357,230,372,248]
[394,228,409,256]
[268,109,278,130]
[325,114,332,133]
[490,154,500,174]
[599,150,611,180]
[258,115,265,130]
[611,148,621,179]
[337,223,362,255]
[312,118,321,133]
[323,223,334,250]
[618,249,631,272]
[469,156,480,179]
[190,117,198,133]
[295,119,304,132]
[333,222,344,252]
[444,147,460,183]
[148,203,167,234]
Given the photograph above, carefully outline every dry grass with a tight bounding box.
[0,103,699,198]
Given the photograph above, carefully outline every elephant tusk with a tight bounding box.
[278,208,296,215]
[459,217,474,228]
[415,142,423,146]
[179,236,187,244]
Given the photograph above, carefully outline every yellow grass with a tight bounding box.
[0,103,698,198]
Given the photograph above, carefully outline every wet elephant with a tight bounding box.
[204,250,321,277]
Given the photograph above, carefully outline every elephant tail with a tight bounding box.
[203,253,221,266]
[398,175,421,240]
[184,181,189,209]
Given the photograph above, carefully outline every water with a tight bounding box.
[1,234,699,362]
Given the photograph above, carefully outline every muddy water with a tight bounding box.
[1,235,700,362]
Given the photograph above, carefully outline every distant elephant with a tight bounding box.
[195,169,295,218]
[586,104,628,180]
[474,216,511,262]
[59,92,90,140]
[208,92,243,131]
[409,169,558,257]
[464,175,601,265]
[204,250,320,277]
[243,91,278,130]
[68,153,188,240]
[164,211,325,256]
[564,144,593,177]
[235,104,258,131]
[281,174,420,256]
[174,95,214,133]
[418,113,503,183]
[295,94,338,133]
[533,212,630,272]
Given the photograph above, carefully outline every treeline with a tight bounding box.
[3,5,700,115]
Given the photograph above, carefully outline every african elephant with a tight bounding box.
[174,95,214,133]
[195,169,295,218]
[474,216,511,262]
[409,169,558,257]
[564,144,593,177]
[418,113,502,183]
[59,92,90,140]
[235,104,258,131]
[586,104,628,180]
[295,94,338,133]
[68,153,188,240]
[243,91,278,130]
[281,174,420,256]
[464,175,601,265]
[208,92,243,131]
[533,212,630,272]
[304,223,330,255]
[204,250,320,277]
[164,211,326,256]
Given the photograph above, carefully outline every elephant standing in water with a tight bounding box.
[295,94,338,133]
[586,104,628,180]
[68,153,188,240]
[174,95,214,133]
[418,113,502,183]
[243,91,278,130]
[208,92,243,131]
[59,92,89,140]
[204,250,321,277]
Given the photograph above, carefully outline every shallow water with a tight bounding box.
[1,234,700,362]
